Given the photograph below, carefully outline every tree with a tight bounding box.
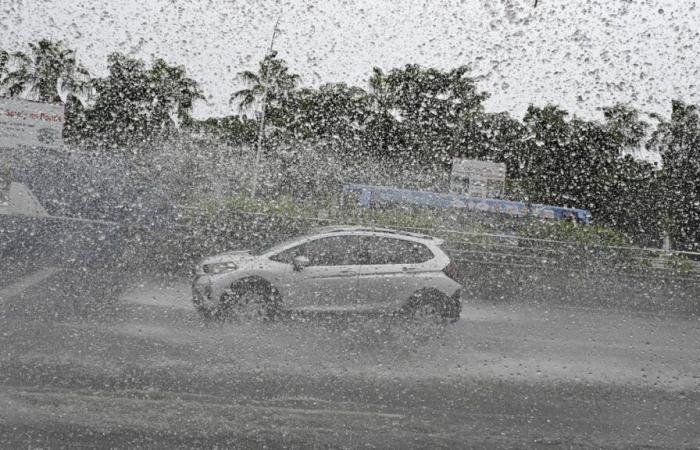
[516,105,573,205]
[367,64,488,164]
[602,104,649,150]
[647,100,700,251]
[230,51,300,117]
[0,39,92,104]
[274,83,374,144]
[149,59,204,128]
[229,51,300,196]
[0,49,9,87]
[74,53,203,148]
[604,155,663,247]
[193,115,258,145]
[464,111,526,166]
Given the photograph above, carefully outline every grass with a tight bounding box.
[523,220,630,247]
[187,192,445,231]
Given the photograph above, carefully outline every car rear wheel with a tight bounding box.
[403,290,450,326]
[217,278,280,322]
[411,300,447,325]
[393,291,450,343]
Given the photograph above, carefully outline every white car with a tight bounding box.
[192,226,462,323]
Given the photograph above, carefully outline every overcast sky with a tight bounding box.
[2,0,699,122]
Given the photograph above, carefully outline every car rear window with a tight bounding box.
[362,236,434,265]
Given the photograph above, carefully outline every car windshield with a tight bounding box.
[2,2,699,448]
[250,234,311,256]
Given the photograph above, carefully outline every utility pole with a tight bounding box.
[250,16,281,198]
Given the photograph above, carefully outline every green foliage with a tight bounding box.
[524,220,630,247]
[273,83,373,144]
[603,104,649,148]
[230,50,300,115]
[192,115,258,145]
[0,39,92,103]
[71,53,203,149]
[197,193,318,218]
[189,192,440,230]
[502,104,662,247]
[367,64,488,162]
[3,39,700,251]
[272,64,491,165]
[0,49,9,84]
[647,100,700,252]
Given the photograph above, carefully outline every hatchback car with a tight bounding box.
[192,226,462,322]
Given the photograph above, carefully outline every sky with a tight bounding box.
[1,0,699,124]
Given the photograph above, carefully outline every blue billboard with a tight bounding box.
[342,184,591,224]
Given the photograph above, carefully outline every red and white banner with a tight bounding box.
[0,98,64,149]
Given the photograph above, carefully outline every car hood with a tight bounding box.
[199,250,257,267]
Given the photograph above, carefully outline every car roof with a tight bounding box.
[311,225,443,244]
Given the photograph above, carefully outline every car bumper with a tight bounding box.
[192,276,218,311]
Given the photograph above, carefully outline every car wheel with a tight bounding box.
[218,278,280,322]
[403,290,449,326]
[393,291,449,344]
[411,300,447,325]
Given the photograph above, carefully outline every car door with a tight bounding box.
[356,236,435,309]
[268,235,364,310]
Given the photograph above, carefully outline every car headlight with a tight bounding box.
[202,261,238,274]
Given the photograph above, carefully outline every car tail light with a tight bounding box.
[443,261,460,282]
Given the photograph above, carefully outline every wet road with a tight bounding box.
[1,268,699,448]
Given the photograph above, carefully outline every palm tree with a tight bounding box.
[0,49,9,87]
[230,50,300,196]
[0,39,93,104]
[229,51,300,115]
[150,58,204,128]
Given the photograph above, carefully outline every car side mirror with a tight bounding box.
[292,255,310,271]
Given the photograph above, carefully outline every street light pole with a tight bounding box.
[250,16,281,198]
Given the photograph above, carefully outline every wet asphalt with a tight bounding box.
[1,267,699,448]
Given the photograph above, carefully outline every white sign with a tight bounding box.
[0,182,48,217]
[450,158,506,198]
[0,98,64,149]
[0,163,10,205]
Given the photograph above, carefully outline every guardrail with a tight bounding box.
[3,209,699,315]
[175,206,700,280]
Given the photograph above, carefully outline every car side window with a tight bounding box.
[271,236,366,266]
[362,237,434,265]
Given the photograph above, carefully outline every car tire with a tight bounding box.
[217,278,280,322]
[403,289,451,325]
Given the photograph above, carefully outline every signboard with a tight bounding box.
[450,158,506,198]
[0,163,11,206]
[0,182,48,217]
[0,98,64,149]
[343,184,591,224]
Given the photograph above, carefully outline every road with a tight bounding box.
[1,267,699,448]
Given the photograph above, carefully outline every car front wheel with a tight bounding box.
[217,278,280,322]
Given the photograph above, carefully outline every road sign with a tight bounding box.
[450,158,506,198]
[0,182,48,217]
[343,183,591,224]
[0,98,64,150]
[0,163,10,205]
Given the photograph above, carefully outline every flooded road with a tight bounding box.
[1,268,699,448]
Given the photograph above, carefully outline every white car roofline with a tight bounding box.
[311,225,443,244]
[261,228,445,258]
